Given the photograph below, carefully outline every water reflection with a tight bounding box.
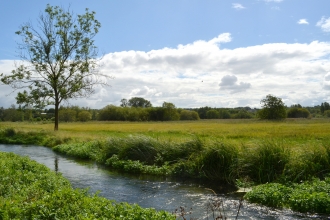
[54,156,58,173]
[0,144,322,219]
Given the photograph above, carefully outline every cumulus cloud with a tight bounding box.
[219,75,251,94]
[317,17,330,32]
[298,19,309,25]
[323,73,330,90]
[232,3,245,10]
[1,33,330,108]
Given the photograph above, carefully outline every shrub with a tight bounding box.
[180,110,200,120]
[206,109,220,119]
[287,108,310,118]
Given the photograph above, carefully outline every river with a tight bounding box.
[0,144,320,219]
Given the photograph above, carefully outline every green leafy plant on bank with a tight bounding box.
[0,152,175,219]
[244,178,330,214]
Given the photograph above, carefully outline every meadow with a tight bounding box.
[1,118,330,214]
[2,118,330,143]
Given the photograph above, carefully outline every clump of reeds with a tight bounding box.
[283,145,330,182]
[238,141,290,183]
[195,142,239,182]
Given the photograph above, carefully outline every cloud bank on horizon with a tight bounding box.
[1,1,330,109]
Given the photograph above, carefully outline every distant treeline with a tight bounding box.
[0,97,328,122]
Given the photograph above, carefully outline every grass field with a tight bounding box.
[2,118,330,144]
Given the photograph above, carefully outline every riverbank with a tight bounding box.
[0,151,174,219]
[1,119,330,215]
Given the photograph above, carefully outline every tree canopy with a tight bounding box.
[127,97,152,108]
[0,4,109,130]
[257,94,287,120]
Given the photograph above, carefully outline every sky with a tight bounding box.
[1,0,330,109]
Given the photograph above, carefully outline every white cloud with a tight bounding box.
[232,3,245,10]
[1,34,330,108]
[219,75,251,94]
[298,19,309,25]
[317,17,330,32]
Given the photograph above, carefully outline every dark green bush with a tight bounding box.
[287,108,310,118]
[180,110,200,120]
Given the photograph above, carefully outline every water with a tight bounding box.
[0,144,324,219]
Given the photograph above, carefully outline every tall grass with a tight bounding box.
[2,119,330,184]
[239,141,290,183]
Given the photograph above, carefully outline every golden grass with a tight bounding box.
[1,118,330,146]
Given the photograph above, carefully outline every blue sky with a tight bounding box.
[1,0,330,109]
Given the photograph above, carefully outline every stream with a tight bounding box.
[0,144,321,219]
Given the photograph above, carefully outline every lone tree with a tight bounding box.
[257,94,286,120]
[1,5,109,130]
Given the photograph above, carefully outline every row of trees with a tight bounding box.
[2,95,328,123]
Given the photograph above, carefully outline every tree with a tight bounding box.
[128,97,152,108]
[257,94,286,120]
[321,102,330,114]
[59,108,76,122]
[3,105,24,122]
[77,110,92,122]
[0,5,109,130]
[162,102,179,121]
[120,98,129,107]
[206,109,220,119]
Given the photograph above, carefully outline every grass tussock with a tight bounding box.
[239,141,290,183]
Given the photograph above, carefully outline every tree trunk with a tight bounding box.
[54,102,59,131]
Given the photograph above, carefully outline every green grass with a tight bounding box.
[2,118,330,144]
[2,119,330,215]
[1,119,330,184]
[0,152,175,219]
